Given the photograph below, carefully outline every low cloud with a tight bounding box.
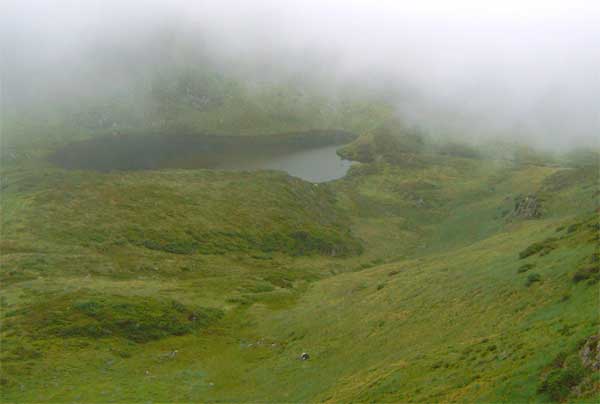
[2,0,599,148]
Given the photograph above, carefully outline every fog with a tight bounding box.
[2,0,599,148]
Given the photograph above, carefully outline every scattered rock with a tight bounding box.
[580,334,600,371]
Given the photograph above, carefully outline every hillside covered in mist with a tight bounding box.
[1,1,599,403]
[3,0,599,151]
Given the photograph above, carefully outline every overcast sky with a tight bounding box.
[2,0,599,147]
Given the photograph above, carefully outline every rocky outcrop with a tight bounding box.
[511,194,541,219]
[580,334,600,371]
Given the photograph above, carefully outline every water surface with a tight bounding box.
[50,131,356,182]
[216,144,352,183]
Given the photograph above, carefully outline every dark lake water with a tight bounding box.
[49,131,356,183]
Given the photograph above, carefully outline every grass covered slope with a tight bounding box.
[1,168,360,281]
[0,166,364,400]
[238,212,598,403]
[185,134,599,403]
[1,120,598,402]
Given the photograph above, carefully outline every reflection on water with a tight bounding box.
[216,145,352,183]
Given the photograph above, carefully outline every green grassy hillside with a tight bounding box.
[1,97,598,402]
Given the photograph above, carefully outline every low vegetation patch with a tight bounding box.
[525,273,542,286]
[517,263,536,273]
[538,354,586,401]
[537,339,598,403]
[519,238,557,259]
[572,255,600,284]
[9,293,223,343]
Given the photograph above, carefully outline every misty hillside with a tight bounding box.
[2,63,390,157]
[1,1,599,404]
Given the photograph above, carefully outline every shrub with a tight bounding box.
[573,266,600,283]
[141,239,198,254]
[517,263,535,273]
[525,273,542,286]
[519,238,556,259]
[538,354,587,402]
